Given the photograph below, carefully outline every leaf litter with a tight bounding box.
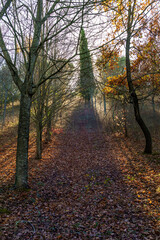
[0,105,159,239]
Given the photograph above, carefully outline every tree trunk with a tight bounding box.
[36,120,43,159]
[152,95,156,114]
[103,94,106,114]
[112,101,115,121]
[15,93,32,189]
[91,96,93,106]
[2,88,8,128]
[35,83,45,159]
[46,115,52,143]
[132,92,152,153]
[12,94,14,117]
[100,100,102,110]
[126,17,152,154]
[123,102,128,137]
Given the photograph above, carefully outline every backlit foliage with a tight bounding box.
[97,0,160,99]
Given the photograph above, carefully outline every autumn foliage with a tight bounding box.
[97,0,160,100]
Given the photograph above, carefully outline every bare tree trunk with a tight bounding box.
[46,115,52,143]
[112,101,115,121]
[12,96,14,117]
[126,11,152,153]
[35,87,44,159]
[2,88,8,128]
[152,95,156,114]
[15,93,31,189]
[123,102,128,137]
[132,92,152,153]
[36,120,42,159]
[103,94,106,114]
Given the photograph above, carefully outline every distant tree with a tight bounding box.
[96,48,126,114]
[32,57,74,159]
[79,28,95,103]
[96,48,127,99]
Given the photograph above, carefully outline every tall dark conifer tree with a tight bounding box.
[79,28,95,103]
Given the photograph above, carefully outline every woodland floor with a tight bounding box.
[0,105,160,239]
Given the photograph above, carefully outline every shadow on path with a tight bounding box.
[1,104,158,240]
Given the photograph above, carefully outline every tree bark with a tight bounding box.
[95,97,96,109]
[15,93,32,189]
[152,95,156,114]
[35,87,44,159]
[2,88,8,128]
[123,102,128,137]
[126,8,152,154]
[103,94,106,114]
[12,96,14,117]
[46,115,52,143]
[36,121,42,159]
[131,92,152,153]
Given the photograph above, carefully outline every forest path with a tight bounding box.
[1,105,158,239]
